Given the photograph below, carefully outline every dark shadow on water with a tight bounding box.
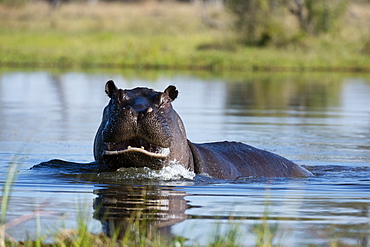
[93,185,189,239]
[32,159,193,239]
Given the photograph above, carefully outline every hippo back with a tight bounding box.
[188,141,312,179]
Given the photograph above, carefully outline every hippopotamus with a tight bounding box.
[94,80,312,179]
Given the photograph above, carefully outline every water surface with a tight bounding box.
[0,70,369,246]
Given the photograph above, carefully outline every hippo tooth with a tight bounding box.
[141,146,145,150]
[108,143,114,150]
[128,146,132,149]
[104,147,170,158]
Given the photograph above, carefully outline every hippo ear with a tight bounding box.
[105,80,118,98]
[164,85,178,101]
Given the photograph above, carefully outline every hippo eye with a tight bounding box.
[159,95,171,108]
[150,93,171,109]
[111,90,130,106]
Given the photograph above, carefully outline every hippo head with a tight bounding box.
[94,80,193,171]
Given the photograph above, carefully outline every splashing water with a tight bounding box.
[116,162,195,180]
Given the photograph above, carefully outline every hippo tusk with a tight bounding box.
[104,146,170,158]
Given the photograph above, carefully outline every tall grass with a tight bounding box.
[1,157,20,247]
[0,1,369,71]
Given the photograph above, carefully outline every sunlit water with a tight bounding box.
[0,70,370,246]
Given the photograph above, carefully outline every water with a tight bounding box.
[0,70,370,246]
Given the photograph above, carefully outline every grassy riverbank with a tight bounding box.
[1,1,370,72]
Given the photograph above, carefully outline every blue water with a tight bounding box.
[0,70,370,246]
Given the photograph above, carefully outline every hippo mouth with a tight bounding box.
[104,138,170,158]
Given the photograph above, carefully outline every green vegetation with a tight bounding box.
[227,0,348,46]
[0,1,369,71]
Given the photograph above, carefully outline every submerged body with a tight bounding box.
[94,81,312,179]
[188,141,311,178]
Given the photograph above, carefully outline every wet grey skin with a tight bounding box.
[93,80,313,179]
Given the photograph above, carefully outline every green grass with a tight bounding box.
[0,1,369,71]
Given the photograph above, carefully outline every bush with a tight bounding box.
[227,0,288,46]
[227,0,348,46]
[289,0,348,35]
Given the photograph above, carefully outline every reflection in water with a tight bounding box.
[226,77,341,113]
[93,185,188,238]
[32,159,193,240]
